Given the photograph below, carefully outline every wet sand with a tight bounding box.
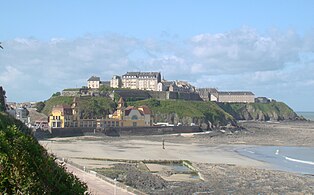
[39,121,314,194]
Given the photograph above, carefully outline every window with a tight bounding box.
[131,115,138,120]
[133,122,137,127]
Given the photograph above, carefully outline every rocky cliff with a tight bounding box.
[218,102,299,121]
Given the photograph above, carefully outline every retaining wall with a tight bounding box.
[47,126,202,137]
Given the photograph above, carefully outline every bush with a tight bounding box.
[0,113,88,194]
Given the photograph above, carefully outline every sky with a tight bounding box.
[1,0,314,111]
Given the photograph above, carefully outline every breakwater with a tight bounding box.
[35,126,202,138]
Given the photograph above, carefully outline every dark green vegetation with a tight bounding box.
[42,96,116,119]
[77,97,116,119]
[218,102,298,121]
[0,113,88,194]
[41,96,73,116]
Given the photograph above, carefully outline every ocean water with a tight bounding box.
[237,146,314,175]
[297,112,314,121]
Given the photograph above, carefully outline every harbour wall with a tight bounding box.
[37,126,202,138]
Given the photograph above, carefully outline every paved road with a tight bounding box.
[65,163,134,195]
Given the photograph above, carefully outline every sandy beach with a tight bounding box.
[40,121,314,194]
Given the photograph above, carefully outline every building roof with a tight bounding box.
[138,105,152,115]
[218,91,254,96]
[122,72,160,78]
[88,76,100,81]
[124,108,144,116]
[161,81,175,87]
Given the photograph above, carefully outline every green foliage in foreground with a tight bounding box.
[129,99,235,125]
[0,113,88,194]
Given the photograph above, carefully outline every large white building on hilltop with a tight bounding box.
[121,72,161,91]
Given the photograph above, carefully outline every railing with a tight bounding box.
[56,156,147,195]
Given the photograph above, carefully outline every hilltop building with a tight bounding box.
[87,76,110,89]
[158,80,195,93]
[87,76,101,89]
[218,91,255,103]
[110,75,122,88]
[121,72,161,91]
[196,88,219,102]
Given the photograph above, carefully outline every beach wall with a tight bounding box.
[46,126,202,138]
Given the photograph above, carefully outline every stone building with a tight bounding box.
[87,76,101,89]
[122,72,161,91]
[157,80,195,93]
[218,91,255,103]
[110,75,122,88]
[196,88,219,102]
[15,107,29,124]
[0,86,6,112]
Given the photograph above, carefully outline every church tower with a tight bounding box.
[117,97,125,120]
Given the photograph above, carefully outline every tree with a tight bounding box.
[35,101,45,112]
[51,92,61,97]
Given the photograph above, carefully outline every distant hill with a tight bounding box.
[0,112,87,193]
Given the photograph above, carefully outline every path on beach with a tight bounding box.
[65,163,134,195]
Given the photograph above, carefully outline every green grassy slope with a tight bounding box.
[0,112,87,194]
[129,99,235,126]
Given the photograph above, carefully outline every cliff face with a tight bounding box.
[218,102,299,121]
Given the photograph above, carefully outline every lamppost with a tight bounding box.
[114,178,117,195]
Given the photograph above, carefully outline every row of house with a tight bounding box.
[197,88,255,103]
[83,72,261,103]
[48,97,152,129]
[88,72,196,93]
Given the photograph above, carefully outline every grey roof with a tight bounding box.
[218,91,254,96]
[161,81,175,87]
[122,72,160,77]
[88,76,100,81]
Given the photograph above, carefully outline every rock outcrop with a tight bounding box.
[218,102,299,121]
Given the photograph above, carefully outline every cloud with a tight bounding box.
[0,27,314,110]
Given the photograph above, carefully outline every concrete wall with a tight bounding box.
[48,126,202,137]
[147,91,202,101]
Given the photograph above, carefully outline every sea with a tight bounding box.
[296,112,314,121]
[237,146,314,175]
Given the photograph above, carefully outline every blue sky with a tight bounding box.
[1,0,314,111]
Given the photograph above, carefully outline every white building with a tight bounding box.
[121,72,161,91]
[110,75,122,88]
[87,76,100,89]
